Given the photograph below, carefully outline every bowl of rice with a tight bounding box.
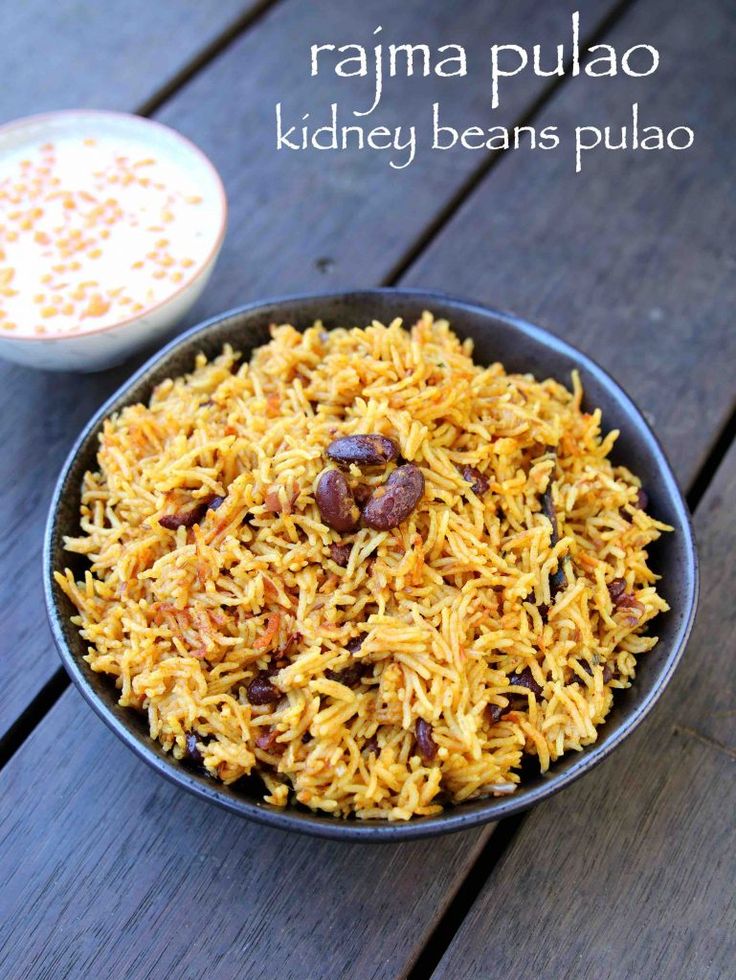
[45,289,698,840]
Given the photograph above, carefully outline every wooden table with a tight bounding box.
[1,2,733,977]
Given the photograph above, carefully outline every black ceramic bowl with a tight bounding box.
[44,289,698,841]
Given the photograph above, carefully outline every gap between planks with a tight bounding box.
[381,0,641,289]
[136,0,282,118]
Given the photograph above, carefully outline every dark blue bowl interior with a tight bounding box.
[44,289,698,841]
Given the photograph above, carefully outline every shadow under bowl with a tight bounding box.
[44,289,699,841]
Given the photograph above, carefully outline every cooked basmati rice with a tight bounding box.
[56,314,671,820]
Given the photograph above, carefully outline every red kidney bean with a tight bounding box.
[540,487,567,596]
[415,718,438,763]
[247,672,280,705]
[461,465,489,496]
[602,663,614,683]
[185,732,203,764]
[636,488,649,510]
[507,667,543,696]
[362,464,425,530]
[609,580,643,616]
[327,434,398,467]
[255,728,284,753]
[325,662,366,688]
[608,578,627,601]
[346,635,364,654]
[541,489,560,545]
[329,541,352,567]
[487,703,508,725]
[316,469,360,532]
[549,568,566,597]
[265,485,300,514]
[159,494,219,530]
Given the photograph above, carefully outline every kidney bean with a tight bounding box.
[609,580,644,617]
[247,672,280,705]
[346,635,364,654]
[602,663,614,683]
[415,718,438,763]
[507,667,543,697]
[608,578,627,602]
[316,469,360,532]
[549,568,566,597]
[265,485,300,514]
[329,541,352,567]
[159,494,219,530]
[623,487,649,523]
[325,662,366,688]
[255,728,284,753]
[185,732,203,764]
[362,464,425,530]
[327,434,398,467]
[541,488,560,545]
[487,703,509,725]
[540,487,566,596]
[461,465,489,496]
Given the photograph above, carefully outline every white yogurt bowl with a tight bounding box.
[0,110,227,371]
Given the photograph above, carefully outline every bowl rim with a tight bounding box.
[0,108,228,343]
[43,287,699,841]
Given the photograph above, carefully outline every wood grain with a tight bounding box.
[0,0,619,740]
[403,0,736,489]
[0,0,257,121]
[0,686,488,980]
[432,442,736,980]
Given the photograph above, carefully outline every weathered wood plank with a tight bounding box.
[157,0,613,310]
[432,442,736,980]
[403,0,736,490]
[0,686,488,980]
[0,0,256,121]
[0,0,618,739]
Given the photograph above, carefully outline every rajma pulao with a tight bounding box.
[56,314,671,820]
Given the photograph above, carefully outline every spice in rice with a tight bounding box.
[55,314,671,820]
